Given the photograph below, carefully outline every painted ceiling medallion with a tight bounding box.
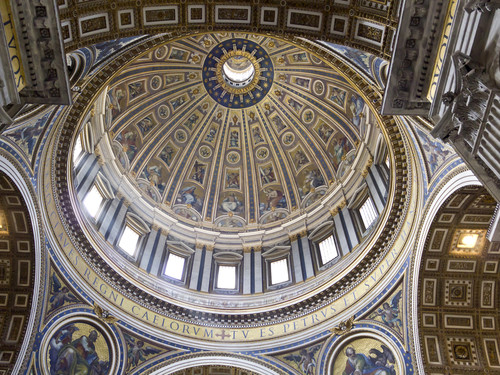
[203,38,273,108]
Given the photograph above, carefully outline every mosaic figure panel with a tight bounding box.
[48,272,80,313]
[175,185,204,214]
[368,286,403,335]
[137,115,157,137]
[328,133,354,170]
[47,322,111,375]
[158,142,179,169]
[290,147,310,171]
[4,109,54,161]
[328,86,347,108]
[332,338,398,375]
[338,151,356,178]
[347,94,365,128]
[124,333,164,372]
[140,163,167,194]
[279,342,322,375]
[415,128,454,178]
[297,168,326,199]
[218,192,245,218]
[128,81,146,101]
[259,186,287,216]
[115,127,141,164]
[189,160,208,185]
[107,86,126,122]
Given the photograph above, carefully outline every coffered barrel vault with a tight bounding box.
[57,0,400,59]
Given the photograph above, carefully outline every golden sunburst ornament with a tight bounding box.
[215,50,262,95]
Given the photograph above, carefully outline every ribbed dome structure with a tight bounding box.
[96,33,376,241]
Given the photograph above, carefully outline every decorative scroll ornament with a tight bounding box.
[329,316,355,336]
[94,303,119,324]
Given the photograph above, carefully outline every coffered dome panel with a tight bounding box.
[102,33,372,236]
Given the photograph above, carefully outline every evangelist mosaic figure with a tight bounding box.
[342,346,396,375]
[49,324,109,375]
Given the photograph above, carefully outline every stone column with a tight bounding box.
[333,206,360,255]
[189,244,205,291]
[75,154,99,200]
[243,247,252,294]
[200,245,214,292]
[254,246,263,294]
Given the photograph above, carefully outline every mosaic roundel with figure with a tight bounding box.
[47,321,112,375]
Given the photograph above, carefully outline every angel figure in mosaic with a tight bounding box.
[329,87,346,107]
[50,273,79,310]
[146,165,162,187]
[294,149,309,169]
[159,145,175,167]
[205,127,217,142]
[125,335,161,371]
[128,82,145,99]
[191,161,206,184]
[349,94,365,127]
[253,127,265,144]
[108,87,125,118]
[284,345,320,375]
[229,131,239,147]
[263,188,286,211]
[370,290,402,334]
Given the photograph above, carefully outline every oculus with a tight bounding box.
[202,38,273,108]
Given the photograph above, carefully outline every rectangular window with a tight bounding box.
[319,235,338,264]
[164,253,185,280]
[73,134,83,165]
[217,265,236,289]
[360,197,377,229]
[118,226,140,256]
[83,185,104,219]
[270,258,289,285]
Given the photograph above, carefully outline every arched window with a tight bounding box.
[118,225,141,256]
[319,235,339,264]
[309,221,340,269]
[217,265,237,289]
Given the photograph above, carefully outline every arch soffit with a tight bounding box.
[0,154,45,375]
[148,353,286,375]
[408,168,481,374]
